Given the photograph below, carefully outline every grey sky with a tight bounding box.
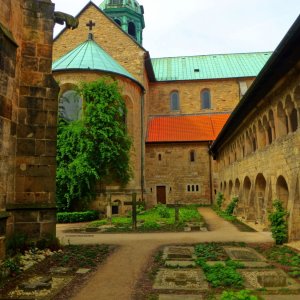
[52,0,300,58]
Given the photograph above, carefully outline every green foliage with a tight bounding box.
[6,233,30,256]
[56,79,132,211]
[1,257,21,276]
[268,199,288,245]
[221,290,258,300]
[179,205,202,222]
[197,260,244,288]
[155,204,171,218]
[225,196,239,216]
[195,243,228,261]
[35,234,61,251]
[216,192,224,209]
[57,210,99,223]
[88,219,108,227]
[265,245,300,278]
[140,221,161,230]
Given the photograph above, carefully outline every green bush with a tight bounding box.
[36,234,61,251]
[216,192,224,209]
[6,233,31,256]
[225,196,239,216]
[268,199,288,245]
[156,204,171,218]
[197,260,244,288]
[221,289,258,300]
[57,210,99,223]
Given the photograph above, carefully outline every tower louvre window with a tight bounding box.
[128,22,136,39]
[110,0,123,5]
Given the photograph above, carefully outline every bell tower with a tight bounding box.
[100,0,145,45]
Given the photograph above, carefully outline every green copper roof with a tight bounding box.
[151,52,272,81]
[100,0,143,14]
[52,35,142,87]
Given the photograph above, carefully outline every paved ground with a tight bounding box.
[56,207,273,300]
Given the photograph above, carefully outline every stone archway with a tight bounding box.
[290,176,300,240]
[255,173,267,223]
[276,175,289,209]
[243,176,251,219]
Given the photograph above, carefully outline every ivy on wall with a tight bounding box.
[56,78,132,212]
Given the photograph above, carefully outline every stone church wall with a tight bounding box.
[0,0,59,258]
[148,78,254,116]
[53,3,146,86]
[215,66,300,240]
[145,142,212,207]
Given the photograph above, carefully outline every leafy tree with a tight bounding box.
[268,199,288,245]
[56,79,132,211]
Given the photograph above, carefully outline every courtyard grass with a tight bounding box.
[87,204,203,232]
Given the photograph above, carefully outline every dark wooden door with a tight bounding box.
[156,186,166,204]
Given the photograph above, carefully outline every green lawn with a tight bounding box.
[88,204,203,232]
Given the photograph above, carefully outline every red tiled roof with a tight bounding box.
[146,114,230,143]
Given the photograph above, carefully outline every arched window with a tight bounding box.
[59,90,82,122]
[190,150,195,162]
[201,89,211,109]
[114,19,121,26]
[128,22,136,39]
[170,91,180,111]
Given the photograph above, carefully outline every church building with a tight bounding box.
[52,0,272,215]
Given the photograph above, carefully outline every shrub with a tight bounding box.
[197,260,244,288]
[6,233,31,256]
[221,289,258,300]
[216,192,224,209]
[225,196,239,216]
[156,204,171,218]
[268,199,288,245]
[57,210,99,223]
[36,234,61,251]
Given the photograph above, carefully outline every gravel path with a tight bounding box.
[56,207,273,300]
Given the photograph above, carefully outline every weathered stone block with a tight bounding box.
[17,139,36,156]
[14,211,39,222]
[21,41,37,57]
[14,223,40,237]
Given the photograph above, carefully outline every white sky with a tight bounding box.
[52,0,300,58]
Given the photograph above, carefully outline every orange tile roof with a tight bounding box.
[147,114,230,143]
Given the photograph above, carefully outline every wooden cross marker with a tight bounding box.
[86,20,95,31]
[167,202,184,223]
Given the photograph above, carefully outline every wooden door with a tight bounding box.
[157,186,166,204]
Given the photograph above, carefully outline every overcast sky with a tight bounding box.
[52,0,300,58]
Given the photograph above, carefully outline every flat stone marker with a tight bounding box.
[223,246,266,261]
[50,267,72,274]
[165,260,196,268]
[163,246,196,261]
[153,269,208,291]
[19,276,52,291]
[239,269,300,290]
[76,268,91,274]
[159,295,203,300]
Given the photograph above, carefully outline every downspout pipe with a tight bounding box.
[208,141,213,205]
[141,92,145,202]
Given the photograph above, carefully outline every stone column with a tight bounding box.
[6,0,59,240]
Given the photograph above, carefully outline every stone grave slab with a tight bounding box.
[153,269,208,291]
[223,246,266,261]
[76,268,91,274]
[162,246,196,261]
[165,260,196,268]
[159,294,203,300]
[50,267,72,274]
[239,269,300,290]
[8,276,73,299]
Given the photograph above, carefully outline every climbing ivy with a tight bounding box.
[56,79,132,211]
[268,199,288,245]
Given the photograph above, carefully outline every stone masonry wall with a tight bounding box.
[214,66,300,241]
[148,78,254,116]
[0,0,60,258]
[145,142,212,207]
[53,3,146,85]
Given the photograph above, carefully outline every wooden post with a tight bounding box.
[175,205,180,223]
[132,193,137,230]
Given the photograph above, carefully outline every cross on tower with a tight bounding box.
[86,20,95,31]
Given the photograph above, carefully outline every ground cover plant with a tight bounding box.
[258,245,300,278]
[87,204,203,232]
[220,289,259,300]
[194,243,228,261]
[0,244,113,299]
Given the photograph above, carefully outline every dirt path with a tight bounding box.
[56,208,273,300]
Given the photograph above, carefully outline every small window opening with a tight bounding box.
[190,150,195,162]
[196,185,199,192]
[192,185,195,192]
[187,185,190,192]
[114,19,121,26]
[158,154,162,161]
[128,22,136,39]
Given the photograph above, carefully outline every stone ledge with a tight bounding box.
[6,203,56,211]
[0,212,10,219]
